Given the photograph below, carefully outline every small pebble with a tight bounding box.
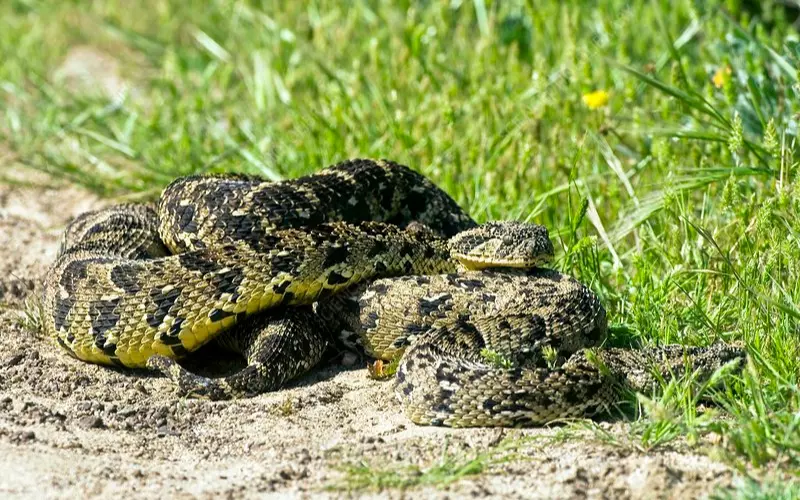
[117,406,136,417]
[3,353,24,367]
[156,425,178,437]
[340,352,358,366]
[77,416,104,429]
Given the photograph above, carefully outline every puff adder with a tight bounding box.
[42,159,746,426]
[43,159,477,367]
[318,270,745,427]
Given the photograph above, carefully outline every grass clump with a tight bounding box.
[331,437,526,492]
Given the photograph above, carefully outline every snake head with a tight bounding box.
[449,221,554,270]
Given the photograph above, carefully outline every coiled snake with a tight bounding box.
[42,159,745,427]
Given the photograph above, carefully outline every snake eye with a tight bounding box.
[501,235,514,246]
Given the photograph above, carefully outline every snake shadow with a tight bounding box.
[122,341,369,394]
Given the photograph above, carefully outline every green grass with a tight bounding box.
[2,0,800,489]
[330,432,577,492]
[713,477,800,500]
[331,438,521,491]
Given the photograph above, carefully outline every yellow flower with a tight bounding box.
[582,90,610,109]
[712,66,731,89]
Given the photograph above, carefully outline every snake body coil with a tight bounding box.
[43,160,472,367]
[42,159,745,426]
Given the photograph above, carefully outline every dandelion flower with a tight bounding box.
[712,66,731,89]
[582,90,609,109]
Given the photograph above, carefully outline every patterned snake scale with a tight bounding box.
[42,159,746,427]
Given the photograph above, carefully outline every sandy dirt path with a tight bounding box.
[0,181,740,499]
